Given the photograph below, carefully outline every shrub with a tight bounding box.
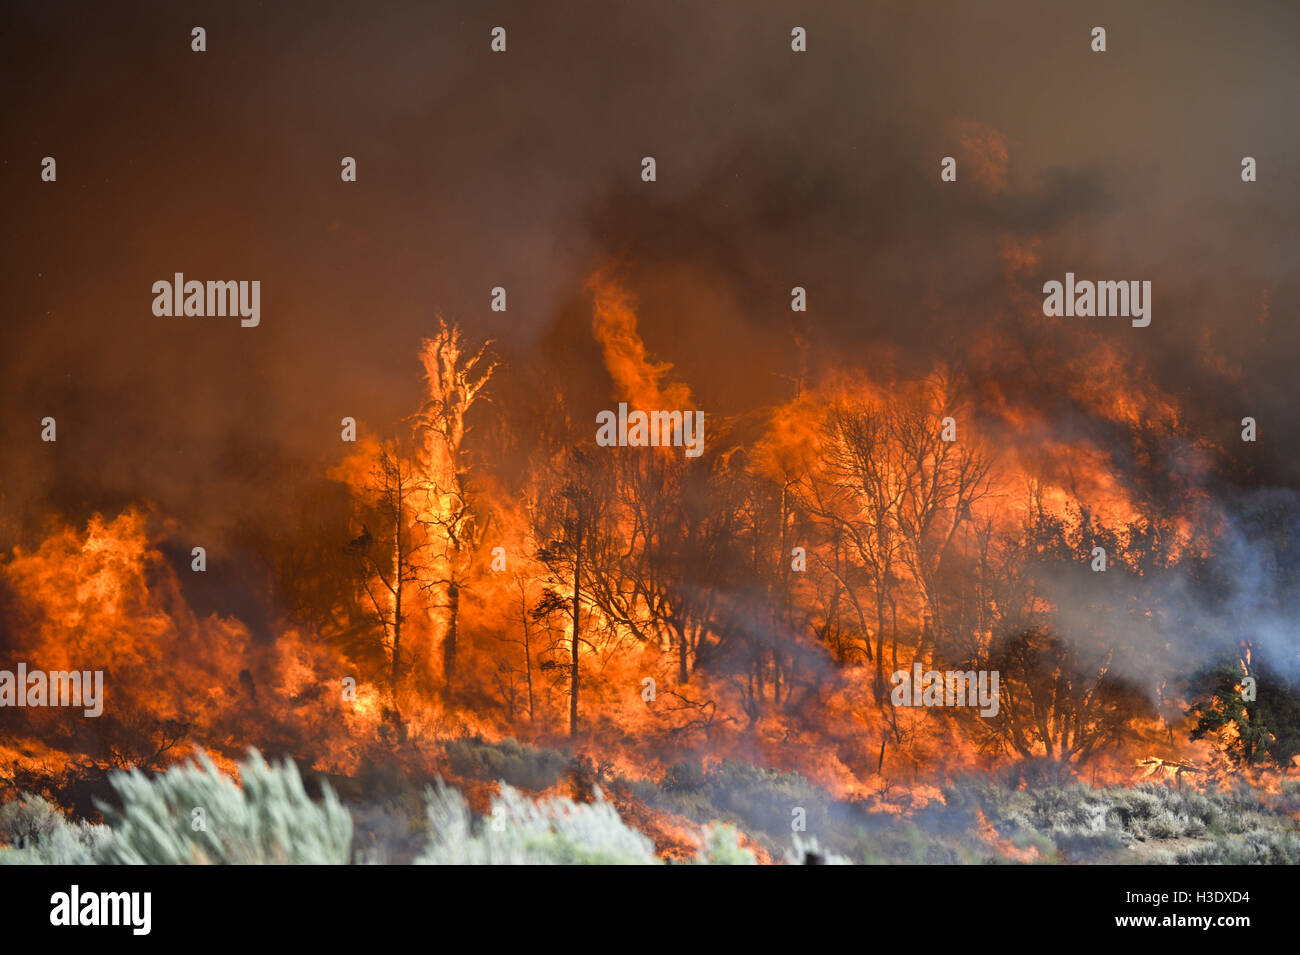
[696,761,831,839]
[662,759,707,793]
[1279,780,1300,815]
[444,737,570,791]
[0,794,110,865]
[694,824,757,865]
[95,749,352,865]
[1175,828,1300,864]
[417,781,659,865]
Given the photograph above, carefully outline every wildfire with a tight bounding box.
[0,271,1288,861]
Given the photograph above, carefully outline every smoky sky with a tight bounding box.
[2,0,1299,545]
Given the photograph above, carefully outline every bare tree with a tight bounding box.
[891,375,997,661]
[974,625,1147,764]
[411,317,497,693]
[493,573,537,725]
[801,401,904,700]
[352,441,425,704]
[612,450,741,684]
[959,488,1153,766]
[531,450,609,737]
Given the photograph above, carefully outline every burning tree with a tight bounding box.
[412,318,497,693]
[975,625,1148,766]
[956,491,1160,767]
[1187,654,1300,771]
[9,265,1291,859]
[612,449,742,685]
[493,574,538,725]
[798,380,996,704]
[351,441,426,707]
[530,449,609,737]
[890,377,997,663]
[802,401,905,701]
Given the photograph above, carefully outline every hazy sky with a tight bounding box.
[3,0,1298,539]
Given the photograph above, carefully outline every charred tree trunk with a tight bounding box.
[443,580,459,689]
[391,545,403,700]
[873,589,887,700]
[677,623,690,685]
[519,587,535,723]
[773,646,782,705]
[569,516,583,738]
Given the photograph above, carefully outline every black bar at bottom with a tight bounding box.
[0,863,1278,943]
